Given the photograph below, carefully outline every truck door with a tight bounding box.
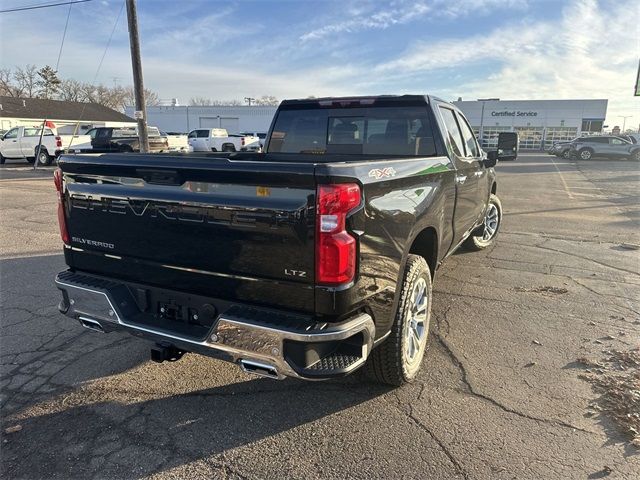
[456,111,489,213]
[436,105,483,245]
[1,127,22,157]
[20,127,39,157]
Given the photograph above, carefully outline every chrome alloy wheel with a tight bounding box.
[404,277,428,364]
[483,203,499,241]
[580,149,592,160]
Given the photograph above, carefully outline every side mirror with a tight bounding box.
[484,150,498,168]
[497,132,519,161]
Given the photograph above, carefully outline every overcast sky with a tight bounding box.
[1,0,638,129]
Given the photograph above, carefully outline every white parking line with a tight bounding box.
[549,156,574,199]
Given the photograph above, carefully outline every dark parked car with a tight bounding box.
[54,95,514,386]
[90,126,169,153]
[548,139,577,158]
[569,136,640,160]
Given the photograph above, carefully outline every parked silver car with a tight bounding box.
[569,136,640,160]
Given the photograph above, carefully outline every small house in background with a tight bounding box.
[0,96,136,134]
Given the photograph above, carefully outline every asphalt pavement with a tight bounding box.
[1,154,638,479]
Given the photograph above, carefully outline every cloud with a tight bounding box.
[371,0,639,126]
[299,0,529,42]
[300,1,431,42]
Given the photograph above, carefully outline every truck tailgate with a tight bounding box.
[59,154,316,312]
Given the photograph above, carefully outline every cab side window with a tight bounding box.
[456,113,480,157]
[196,130,210,138]
[439,107,465,157]
[4,128,19,139]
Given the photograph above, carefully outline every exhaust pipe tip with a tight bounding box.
[79,317,104,333]
[239,359,280,379]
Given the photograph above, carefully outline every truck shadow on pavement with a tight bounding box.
[2,372,392,479]
[1,253,394,479]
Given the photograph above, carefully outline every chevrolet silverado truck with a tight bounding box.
[54,95,513,385]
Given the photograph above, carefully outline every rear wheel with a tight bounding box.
[222,144,236,152]
[631,150,640,161]
[36,148,52,166]
[562,149,571,159]
[365,255,432,386]
[578,148,593,160]
[464,193,502,250]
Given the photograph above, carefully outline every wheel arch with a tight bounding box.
[407,226,438,278]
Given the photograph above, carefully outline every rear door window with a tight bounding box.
[456,112,480,157]
[438,107,465,157]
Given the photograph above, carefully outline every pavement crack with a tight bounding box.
[432,331,597,436]
[392,391,469,479]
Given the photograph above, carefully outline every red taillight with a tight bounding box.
[55,136,62,148]
[241,137,246,146]
[316,183,361,285]
[54,168,70,244]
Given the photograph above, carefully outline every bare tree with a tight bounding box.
[255,95,279,106]
[58,79,84,102]
[121,86,159,111]
[0,65,38,97]
[0,69,16,96]
[189,96,213,106]
[14,65,38,97]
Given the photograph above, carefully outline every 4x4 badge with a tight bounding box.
[369,167,397,179]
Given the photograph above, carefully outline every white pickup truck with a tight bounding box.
[160,131,191,152]
[187,128,260,152]
[0,126,92,166]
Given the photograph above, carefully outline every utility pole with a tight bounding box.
[244,96,256,106]
[618,115,631,133]
[126,0,149,153]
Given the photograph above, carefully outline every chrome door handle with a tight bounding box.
[474,171,484,177]
[455,175,467,184]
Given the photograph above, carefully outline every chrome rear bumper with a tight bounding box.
[55,270,375,380]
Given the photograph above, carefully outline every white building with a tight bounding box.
[126,105,278,134]
[131,98,608,151]
[453,99,608,150]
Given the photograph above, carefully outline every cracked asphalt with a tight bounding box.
[1,154,639,479]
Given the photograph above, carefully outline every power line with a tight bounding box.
[55,1,73,71]
[63,0,126,152]
[0,0,91,14]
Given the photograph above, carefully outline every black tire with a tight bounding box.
[464,193,502,250]
[36,148,52,166]
[365,255,432,386]
[119,145,134,153]
[0,152,5,165]
[562,149,571,159]
[630,150,640,161]
[222,144,235,152]
[578,148,593,160]
[211,148,218,152]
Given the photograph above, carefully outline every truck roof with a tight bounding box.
[280,95,433,108]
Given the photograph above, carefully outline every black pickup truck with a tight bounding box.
[54,95,514,385]
[90,127,169,153]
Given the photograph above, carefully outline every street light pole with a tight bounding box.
[126,0,149,153]
[618,116,631,133]
[244,97,256,106]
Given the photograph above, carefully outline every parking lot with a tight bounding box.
[1,154,638,479]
